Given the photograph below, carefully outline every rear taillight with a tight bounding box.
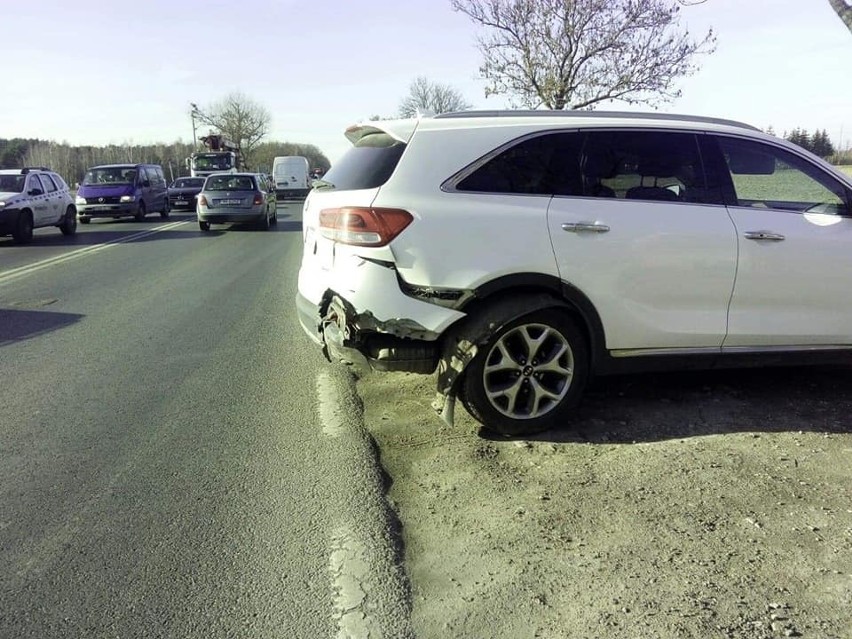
[253,193,263,205]
[198,195,208,206]
[319,207,413,247]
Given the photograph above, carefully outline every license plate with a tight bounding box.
[175,199,187,205]
[216,198,242,205]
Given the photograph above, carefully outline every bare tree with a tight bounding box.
[451,0,716,110]
[193,91,271,165]
[828,0,852,32]
[399,77,472,117]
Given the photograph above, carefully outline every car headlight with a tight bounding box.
[75,196,86,205]
[0,201,6,208]
[120,195,135,203]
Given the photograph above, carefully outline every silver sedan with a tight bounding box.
[196,173,277,231]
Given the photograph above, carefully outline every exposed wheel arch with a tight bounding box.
[457,273,607,371]
[432,290,595,426]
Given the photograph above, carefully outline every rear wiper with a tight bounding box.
[312,179,335,190]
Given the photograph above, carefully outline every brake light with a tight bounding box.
[319,207,413,247]
[253,193,263,205]
[198,195,208,206]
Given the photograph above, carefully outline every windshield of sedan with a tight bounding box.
[193,154,234,170]
[204,175,256,191]
[0,174,25,192]
[83,167,136,185]
[172,178,205,189]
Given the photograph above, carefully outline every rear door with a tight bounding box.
[36,173,63,224]
[544,129,738,352]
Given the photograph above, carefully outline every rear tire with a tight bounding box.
[12,210,34,244]
[199,220,211,232]
[134,201,147,222]
[258,210,270,231]
[59,206,77,236]
[79,216,91,224]
[160,198,170,219]
[462,309,588,437]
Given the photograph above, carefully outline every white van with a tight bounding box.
[272,156,310,199]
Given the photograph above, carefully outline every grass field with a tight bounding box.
[836,164,852,177]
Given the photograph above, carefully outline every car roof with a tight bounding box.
[88,163,159,169]
[344,110,766,145]
[0,168,53,174]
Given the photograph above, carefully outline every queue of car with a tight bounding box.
[0,164,279,243]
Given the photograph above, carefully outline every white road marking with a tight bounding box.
[329,527,382,639]
[317,369,346,438]
[0,220,189,287]
[318,369,411,637]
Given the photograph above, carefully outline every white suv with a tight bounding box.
[296,111,852,436]
[0,167,77,243]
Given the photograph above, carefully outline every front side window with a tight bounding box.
[39,173,58,192]
[26,175,44,194]
[717,137,848,215]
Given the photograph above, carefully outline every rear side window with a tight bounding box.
[322,132,405,190]
[39,174,58,192]
[581,131,708,203]
[456,133,584,195]
[452,129,715,205]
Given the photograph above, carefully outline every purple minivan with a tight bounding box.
[76,163,169,223]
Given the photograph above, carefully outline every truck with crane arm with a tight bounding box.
[186,133,244,178]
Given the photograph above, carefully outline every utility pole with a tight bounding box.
[190,103,199,148]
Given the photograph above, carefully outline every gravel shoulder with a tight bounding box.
[357,366,852,639]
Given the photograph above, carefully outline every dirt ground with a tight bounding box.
[357,365,852,639]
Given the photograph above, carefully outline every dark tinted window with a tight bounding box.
[456,133,583,195]
[321,132,405,190]
[581,131,709,203]
[206,174,256,191]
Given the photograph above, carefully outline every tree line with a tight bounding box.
[0,137,330,187]
[764,127,839,159]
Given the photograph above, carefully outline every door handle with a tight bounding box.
[561,222,610,233]
[743,231,785,241]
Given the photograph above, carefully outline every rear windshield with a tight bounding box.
[205,175,256,191]
[321,132,405,190]
[173,178,205,188]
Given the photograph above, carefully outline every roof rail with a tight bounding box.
[21,166,51,173]
[433,110,760,131]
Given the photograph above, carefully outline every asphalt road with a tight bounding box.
[0,206,411,638]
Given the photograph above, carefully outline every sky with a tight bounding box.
[2,0,850,164]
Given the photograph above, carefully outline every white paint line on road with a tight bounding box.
[317,369,346,438]
[318,368,413,637]
[0,220,189,288]
[329,527,383,639]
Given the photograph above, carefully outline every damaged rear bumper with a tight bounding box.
[297,290,442,375]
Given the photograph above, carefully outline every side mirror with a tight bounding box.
[142,179,151,187]
[28,188,43,196]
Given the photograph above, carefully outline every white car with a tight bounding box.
[296,111,852,436]
[0,167,77,243]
